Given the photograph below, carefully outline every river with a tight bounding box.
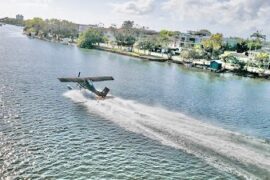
[0,25,270,179]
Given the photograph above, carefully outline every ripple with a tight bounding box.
[64,90,270,179]
[1,25,269,179]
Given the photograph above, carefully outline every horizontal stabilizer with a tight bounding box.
[58,76,114,83]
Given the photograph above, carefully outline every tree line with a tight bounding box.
[3,16,266,63]
[0,17,24,26]
[78,20,265,61]
[23,18,79,40]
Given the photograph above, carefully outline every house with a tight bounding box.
[210,60,222,70]
[169,30,210,49]
[224,37,240,49]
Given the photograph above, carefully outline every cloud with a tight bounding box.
[162,0,270,35]
[112,0,155,15]
[10,0,52,7]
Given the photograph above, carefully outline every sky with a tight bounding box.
[0,0,269,38]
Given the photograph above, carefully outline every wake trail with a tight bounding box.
[64,90,270,179]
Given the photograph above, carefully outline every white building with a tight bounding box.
[169,31,210,49]
[16,14,24,21]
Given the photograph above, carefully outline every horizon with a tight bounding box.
[0,0,269,39]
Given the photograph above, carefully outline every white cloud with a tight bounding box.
[112,0,155,15]
[10,0,52,7]
[162,0,270,35]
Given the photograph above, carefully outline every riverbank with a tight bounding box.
[24,33,270,79]
[95,46,168,62]
[96,44,270,79]
[24,32,76,46]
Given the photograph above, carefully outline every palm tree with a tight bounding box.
[250,31,266,41]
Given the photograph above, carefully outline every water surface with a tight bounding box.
[0,25,270,179]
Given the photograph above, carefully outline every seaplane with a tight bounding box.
[58,72,114,98]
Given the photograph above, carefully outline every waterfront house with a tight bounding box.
[169,30,210,50]
[224,37,240,50]
[210,60,222,70]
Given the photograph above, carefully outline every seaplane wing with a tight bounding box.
[58,73,114,98]
[58,76,114,83]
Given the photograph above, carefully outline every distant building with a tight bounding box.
[179,33,199,48]
[169,31,210,49]
[224,37,240,48]
[16,14,24,21]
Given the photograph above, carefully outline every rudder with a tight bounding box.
[101,87,110,97]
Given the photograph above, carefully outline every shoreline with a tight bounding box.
[95,46,168,62]
[25,33,270,80]
[95,45,270,79]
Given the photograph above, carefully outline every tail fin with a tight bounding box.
[101,87,110,97]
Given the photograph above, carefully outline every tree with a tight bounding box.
[247,39,262,51]
[137,37,158,54]
[220,54,238,63]
[125,35,136,47]
[24,17,45,35]
[255,52,269,61]
[24,18,79,40]
[115,32,136,49]
[254,53,270,69]
[121,20,135,36]
[114,20,137,50]
[121,20,134,29]
[180,50,191,59]
[191,29,211,36]
[78,28,105,48]
[180,47,204,60]
[0,17,24,26]
[250,31,266,41]
[201,33,224,59]
[159,30,175,37]
[158,30,176,48]
[198,29,211,36]
[236,40,248,53]
[45,19,78,39]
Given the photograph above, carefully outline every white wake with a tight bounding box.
[64,90,270,179]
